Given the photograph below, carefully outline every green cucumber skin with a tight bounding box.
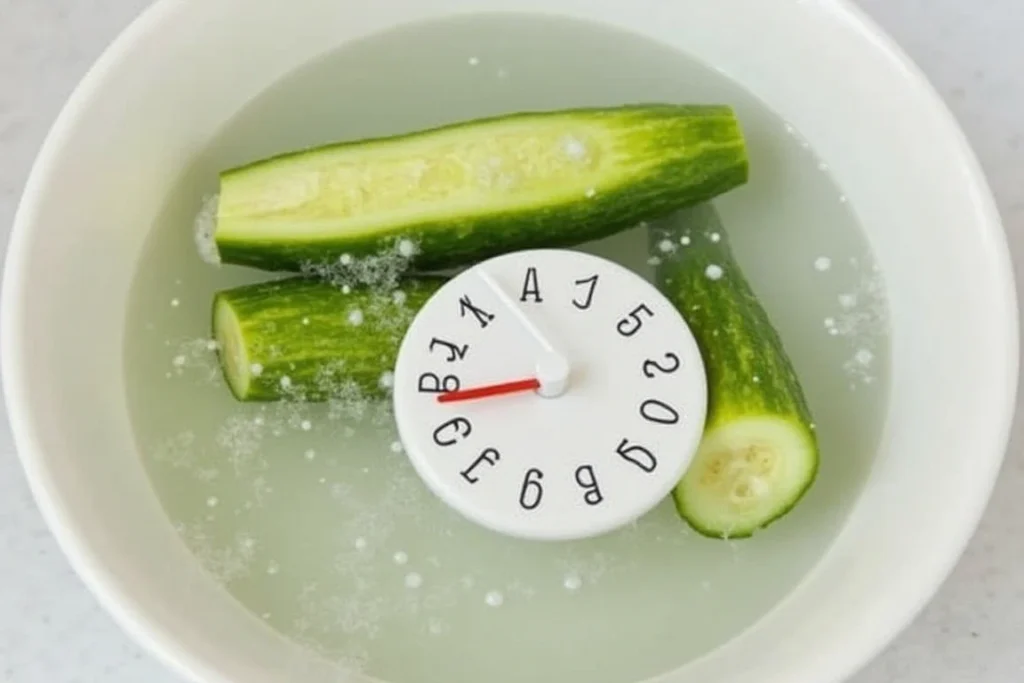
[213,276,445,402]
[650,204,819,538]
[215,104,749,272]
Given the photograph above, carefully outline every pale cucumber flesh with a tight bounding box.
[674,416,818,538]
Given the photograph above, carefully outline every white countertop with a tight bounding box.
[1,1,1021,681]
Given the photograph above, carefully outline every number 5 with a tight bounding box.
[616,303,654,337]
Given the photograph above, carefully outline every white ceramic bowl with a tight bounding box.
[2,1,1018,682]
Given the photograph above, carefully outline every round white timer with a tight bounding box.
[392,249,708,541]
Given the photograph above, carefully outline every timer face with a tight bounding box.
[392,249,707,541]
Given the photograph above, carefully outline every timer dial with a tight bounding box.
[392,249,708,541]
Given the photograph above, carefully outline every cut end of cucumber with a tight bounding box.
[673,415,818,539]
[212,295,254,400]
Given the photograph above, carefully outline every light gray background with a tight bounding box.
[0,1,1021,681]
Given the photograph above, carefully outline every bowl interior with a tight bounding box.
[2,1,1015,683]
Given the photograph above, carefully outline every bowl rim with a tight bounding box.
[1,1,1018,683]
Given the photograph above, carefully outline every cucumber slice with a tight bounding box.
[649,204,819,538]
[212,276,445,401]
[213,104,749,272]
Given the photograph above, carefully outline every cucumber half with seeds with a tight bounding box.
[213,276,446,401]
[212,104,748,272]
[650,204,819,538]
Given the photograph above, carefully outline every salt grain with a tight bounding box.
[392,290,407,306]
[709,232,721,243]
[705,264,724,280]
[397,239,417,258]
[405,572,423,589]
[378,372,395,390]
[172,355,187,367]
[584,187,596,198]
[562,136,587,160]
[354,537,367,550]
[814,256,832,272]
[339,254,354,266]
[658,239,675,253]
[266,561,280,575]
[302,317,310,325]
[647,256,662,266]
[348,309,364,326]
[468,56,480,66]
[854,348,874,365]
[304,449,316,461]
[280,376,292,389]
[390,440,404,454]
[206,496,219,508]
[393,551,408,565]
[170,298,180,307]
[838,293,857,309]
[563,573,583,591]
[680,235,691,246]
[301,420,312,431]
[484,590,504,607]
[824,317,836,329]
[250,363,263,376]
[342,285,352,295]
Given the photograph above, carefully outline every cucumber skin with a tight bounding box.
[212,276,446,402]
[215,104,749,272]
[650,204,819,538]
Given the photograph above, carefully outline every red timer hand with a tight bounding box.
[437,377,541,404]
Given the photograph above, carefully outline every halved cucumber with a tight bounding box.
[212,104,749,272]
[212,276,446,401]
[649,204,819,538]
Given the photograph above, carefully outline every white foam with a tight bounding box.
[193,193,222,265]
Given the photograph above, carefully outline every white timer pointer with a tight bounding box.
[477,268,571,399]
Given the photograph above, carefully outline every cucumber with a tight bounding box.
[212,276,446,401]
[212,104,748,272]
[649,204,819,538]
